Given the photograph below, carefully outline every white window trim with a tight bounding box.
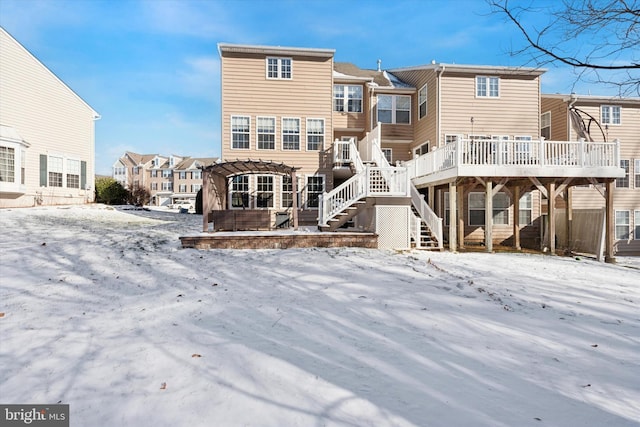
[382,148,392,163]
[541,111,551,138]
[281,117,301,151]
[255,174,275,209]
[601,105,621,125]
[229,175,250,210]
[418,84,427,120]
[615,210,630,240]
[306,118,325,151]
[377,94,412,125]
[333,84,363,113]
[0,140,27,193]
[256,116,276,151]
[266,57,292,80]
[475,75,500,98]
[634,210,640,240]
[231,115,251,150]
[617,159,630,188]
[518,192,533,225]
[635,159,640,189]
[304,174,325,209]
[468,192,510,226]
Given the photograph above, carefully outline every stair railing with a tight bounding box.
[410,183,443,249]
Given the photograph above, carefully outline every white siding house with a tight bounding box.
[0,27,99,208]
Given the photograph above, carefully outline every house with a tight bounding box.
[0,27,100,208]
[204,42,624,259]
[112,151,216,208]
[541,94,640,255]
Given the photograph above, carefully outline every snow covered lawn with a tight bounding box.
[1,205,638,426]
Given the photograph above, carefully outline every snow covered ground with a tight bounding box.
[1,204,638,427]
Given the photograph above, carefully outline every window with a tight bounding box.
[266,57,292,79]
[541,111,551,139]
[178,184,187,192]
[161,182,173,191]
[635,211,640,240]
[635,159,640,188]
[191,184,201,193]
[444,191,450,227]
[257,117,276,150]
[333,85,363,113]
[377,95,411,124]
[162,169,172,178]
[281,175,297,208]
[151,183,158,191]
[617,159,629,188]
[66,159,80,189]
[382,148,392,163]
[476,76,499,97]
[615,210,630,240]
[445,135,459,144]
[282,118,300,150]
[306,175,324,208]
[179,171,187,179]
[256,175,274,208]
[418,84,427,119]
[468,192,510,226]
[231,116,250,149]
[133,166,140,175]
[601,105,621,125]
[519,192,533,225]
[151,170,158,178]
[192,170,201,180]
[48,156,63,187]
[0,147,15,183]
[230,175,249,208]
[306,118,324,151]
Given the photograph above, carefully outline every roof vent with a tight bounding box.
[377,59,381,72]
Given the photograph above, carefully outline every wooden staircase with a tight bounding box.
[411,206,440,249]
[319,198,373,231]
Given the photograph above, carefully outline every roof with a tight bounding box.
[203,159,298,177]
[542,93,640,106]
[389,62,546,77]
[175,157,219,170]
[0,124,29,146]
[333,62,413,89]
[218,43,334,58]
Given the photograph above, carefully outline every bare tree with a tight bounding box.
[489,0,640,95]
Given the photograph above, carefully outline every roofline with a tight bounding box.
[218,43,335,58]
[389,63,546,77]
[542,93,640,105]
[1,27,100,119]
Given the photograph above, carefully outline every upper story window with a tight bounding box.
[418,84,427,119]
[192,170,202,180]
[282,118,300,150]
[476,76,499,98]
[635,159,640,188]
[231,115,250,149]
[333,85,363,113]
[541,111,551,139]
[377,95,411,124]
[266,57,292,79]
[601,105,621,125]
[257,117,276,150]
[306,118,324,151]
[617,159,629,188]
[179,171,187,179]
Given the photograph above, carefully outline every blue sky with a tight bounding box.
[0,0,619,175]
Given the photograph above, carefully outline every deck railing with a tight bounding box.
[404,138,621,179]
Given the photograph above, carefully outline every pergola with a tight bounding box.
[201,160,300,232]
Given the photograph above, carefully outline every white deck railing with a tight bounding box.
[404,138,621,179]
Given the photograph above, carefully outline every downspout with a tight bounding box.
[437,65,445,147]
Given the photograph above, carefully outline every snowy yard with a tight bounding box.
[1,204,638,427]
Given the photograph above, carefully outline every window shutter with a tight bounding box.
[40,155,47,187]
[81,161,87,189]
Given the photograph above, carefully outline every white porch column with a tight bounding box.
[485,180,493,252]
[449,181,457,252]
[513,185,521,250]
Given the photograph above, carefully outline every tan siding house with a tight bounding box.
[0,27,99,208]
[541,94,640,254]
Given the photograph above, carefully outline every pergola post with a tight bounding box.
[565,187,573,252]
[202,169,211,232]
[291,170,299,230]
[457,184,465,250]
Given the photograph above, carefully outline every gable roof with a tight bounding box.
[0,27,100,119]
[218,43,334,58]
[334,62,413,89]
[389,62,546,77]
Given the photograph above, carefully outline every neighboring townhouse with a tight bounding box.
[0,27,99,208]
[205,42,623,258]
[542,94,640,255]
[112,151,216,208]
